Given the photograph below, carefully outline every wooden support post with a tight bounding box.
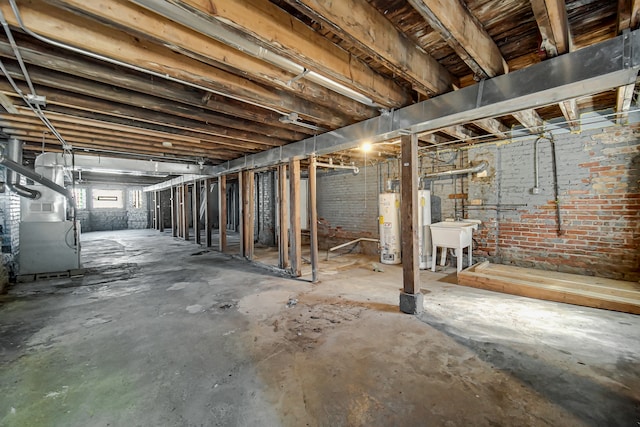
[158,191,164,232]
[239,171,245,256]
[182,183,189,240]
[218,175,227,252]
[171,186,177,237]
[152,191,158,230]
[400,133,422,314]
[246,170,255,259]
[177,186,183,238]
[289,159,302,277]
[309,156,319,283]
[278,164,289,269]
[193,181,201,244]
[205,179,212,247]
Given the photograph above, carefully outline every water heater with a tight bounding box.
[418,189,432,269]
[379,192,401,264]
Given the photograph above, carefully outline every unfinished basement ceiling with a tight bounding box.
[0,0,635,167]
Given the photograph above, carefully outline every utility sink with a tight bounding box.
[429,221,479,272]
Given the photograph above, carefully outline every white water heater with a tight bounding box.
[418,190,432,269]
[379,192,401,264]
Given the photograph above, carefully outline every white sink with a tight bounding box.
[429,221,478,272]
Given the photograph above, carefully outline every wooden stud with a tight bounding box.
[400,134,420,295]
[289,159,302,277]
[153,191,158,230]
[205,179,212,247]
[309,156,319,283]
[278,164,289,269]
[218,175,227,252]
[171,186,178,238]
[182,183,189,241]
[158,190,164,232]
[246,171,255,260]
[193,181,201,245]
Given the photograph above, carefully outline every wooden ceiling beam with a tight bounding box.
[0,38,315,135]
[0,117,252,155]
[0,70,297,146]
[408,0,507,79]
[511,110,545,135]
[49,0,377,124]
[38,105,277,151]
[277,0,456,97]
[616,1,640,124]
[1,61,302,141]
[531,0,580,131]
[135,0,410,107]
[5,107,264,150]
[558,99,580,131]
[0,1,346,128]
[530,0,573,57]
[472,118,510,140]
[2,127,228,158]
[439,125,478,142]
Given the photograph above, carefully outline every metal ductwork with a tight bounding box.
[1,138,76,209]
[422,161,488,179]
[5,138,41,200]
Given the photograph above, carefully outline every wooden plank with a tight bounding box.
[204,179,212,247]
[458,270,640,314]
[408,0,508,78]
[281,0,455,97]
[218,175,227,253]
[0,1,345,128]
[278,164,289,269]
[440,125,478,142]
[52,0,376,124]
[309,156,319,283]
[487,264,640,293]
[289,159,302,277]
[616,83,635,124]
[167,0,410,107]
[400,133,420,294]
[239,171,245,257]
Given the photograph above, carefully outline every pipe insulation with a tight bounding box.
[422,160,488,178]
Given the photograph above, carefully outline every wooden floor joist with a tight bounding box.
[458,262,640,315]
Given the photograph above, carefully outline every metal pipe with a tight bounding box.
[5,137,40,199]
[0,154,75,209]
[531,137,541,194]
[315,160,359,174]
[326,237,379,260]
[422,160,488,178]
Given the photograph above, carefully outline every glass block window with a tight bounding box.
[72,188,87,209]
[92,189,124,209]
[131,190,143,209]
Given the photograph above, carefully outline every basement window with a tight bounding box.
[131,190,143,209]
[72,188,87,209]
[92,189,124,209]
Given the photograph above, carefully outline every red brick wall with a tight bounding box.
[470,125,639,281]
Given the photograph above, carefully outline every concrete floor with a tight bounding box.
[1,229,638,426]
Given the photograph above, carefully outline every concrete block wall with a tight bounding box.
[75,184,149,232]
[316,163,382,254]
[466,125,640,281]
